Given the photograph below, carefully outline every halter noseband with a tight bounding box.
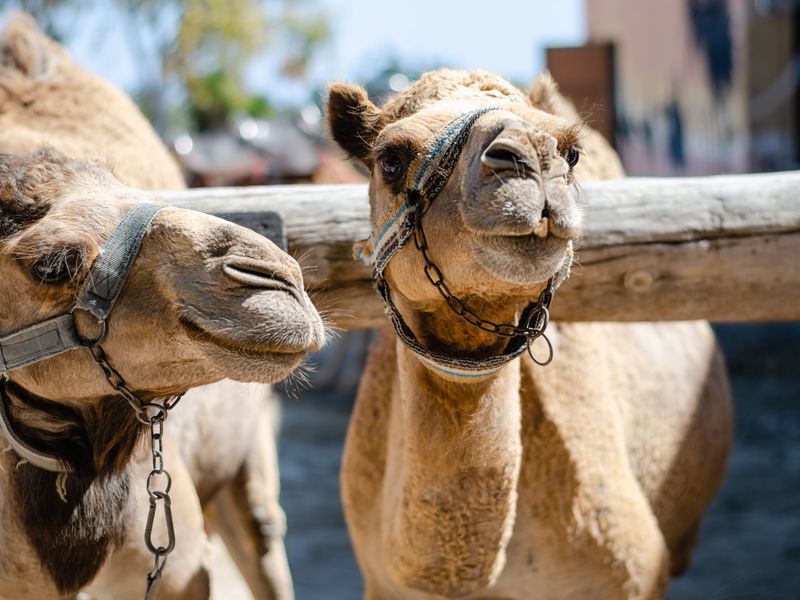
[0,202,167,472]
[354,107,573,380]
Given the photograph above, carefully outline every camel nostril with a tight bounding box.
[222,258,301,297]
[481,142,529,172]
[485,148,519,163]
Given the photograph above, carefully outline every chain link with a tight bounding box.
[410,206,554,364]
[87,337,182,599]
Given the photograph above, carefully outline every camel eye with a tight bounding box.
[28,247,86,284]
[379,154,406,181]
[565,147,580,168]
[31,257,70,283]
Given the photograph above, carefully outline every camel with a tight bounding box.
[0,14,318,599]
[0,146,324,598]
[327,69,733,599]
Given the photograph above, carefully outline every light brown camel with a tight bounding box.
[328,69,733,599]
[0,147,323,599]
[0,14,316,599]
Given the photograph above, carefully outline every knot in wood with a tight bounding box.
[624,269,655,292]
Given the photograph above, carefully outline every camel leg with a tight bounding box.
[206,398,293,600]
[669,520,700,577]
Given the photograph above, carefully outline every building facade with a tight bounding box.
[550,0,799,175]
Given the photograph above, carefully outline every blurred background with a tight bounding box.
[3,0,799,598]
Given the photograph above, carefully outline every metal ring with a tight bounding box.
[71,308,109,348]
[138,402,168,424]
[526,333,554,366]
[535,306,550,334]
[146,470,173,496]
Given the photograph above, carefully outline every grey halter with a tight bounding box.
[0,202,164,473]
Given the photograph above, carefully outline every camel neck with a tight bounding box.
[0,442,132,595]
[1,379,142,477]
[382,337,523,595]
[0,380,137,594]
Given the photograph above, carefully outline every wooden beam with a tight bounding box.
[163,171,800,328]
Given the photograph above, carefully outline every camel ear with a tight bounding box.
[528,72,560,115]
[0,13,58,81]
[327,83,384,167]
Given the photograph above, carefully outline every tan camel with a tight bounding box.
[0,14,317,599]
[0,146,323,598]
[0,14,183,189]
[328,69,733,599]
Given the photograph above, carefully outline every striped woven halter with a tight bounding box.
[354,107,572,381]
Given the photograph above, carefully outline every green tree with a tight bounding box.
[166,0,269,130]
[9,0,330,132]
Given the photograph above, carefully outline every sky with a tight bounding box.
[57,0,586,108]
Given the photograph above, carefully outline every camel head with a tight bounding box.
[328,69,582,357]
[0,148,324,404]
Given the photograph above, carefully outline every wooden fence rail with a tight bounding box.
[164,171,800,329]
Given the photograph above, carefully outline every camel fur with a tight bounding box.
[327,69,733,600]
[0,14,318,599]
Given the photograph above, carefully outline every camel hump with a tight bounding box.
[0,12,60,82]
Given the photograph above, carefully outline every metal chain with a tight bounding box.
[87,340,183,599]
[409,206,555,364]
[143,405,179,600]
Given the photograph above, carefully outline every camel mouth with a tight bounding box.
[461,174,581,240]
[179,316,313,359]
[470,232,571,285]
[173,258,325,383]
[178,315,311,383]
[475,229,568,253]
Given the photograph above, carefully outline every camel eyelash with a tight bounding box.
[375,140,420,192]
[556,125,583,157]
[26,246,88,284]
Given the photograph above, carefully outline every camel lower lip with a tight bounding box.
[477,232,565,253]
[179,317,307,360]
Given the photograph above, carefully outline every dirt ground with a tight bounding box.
[217,323,800,599]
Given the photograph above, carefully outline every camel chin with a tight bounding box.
[202,346,307,384]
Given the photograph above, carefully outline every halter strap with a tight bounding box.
[0,203,163,377]
[354,107,498,274]
[0,380,74,473]
[0,202,163,472]
[75,202,164,320]
[0,314,82,375]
